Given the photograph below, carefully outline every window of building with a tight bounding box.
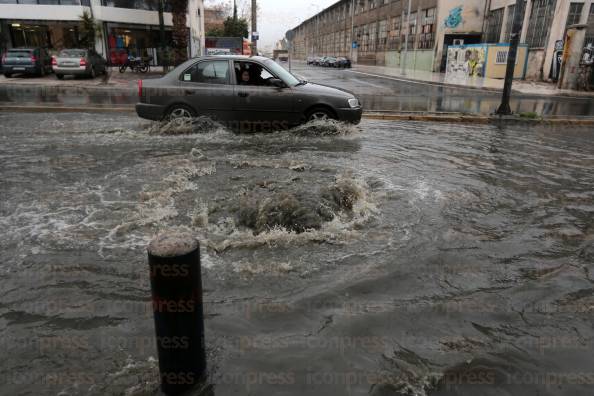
[378,19,388,50]
[406,11,417,49]
[418,7,436,49]
[389,16,401,50]
[485,8,504,43]
[526,0,557,48]
[566,2,584,27]
[586,3,594,46]
[369,0,377,10]
[368,22,377,51]
[504,4,516,42]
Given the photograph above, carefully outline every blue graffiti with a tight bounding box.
[444,6,463,28]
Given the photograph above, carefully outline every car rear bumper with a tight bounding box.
[336,107,363,124]
[53,66,89,75]
[2,65,40,74]
[136,103,166,121]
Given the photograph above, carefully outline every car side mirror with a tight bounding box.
[270,78,286,88]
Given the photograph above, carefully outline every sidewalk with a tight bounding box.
[348,63,594,98]
[0,66,165,89]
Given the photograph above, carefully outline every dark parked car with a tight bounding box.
[135,55,362,127]
[2,48,52,77]
[323,57,338,67]
[336,57,352,68]
[52,48,107,79]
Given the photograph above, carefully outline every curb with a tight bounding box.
[2,105,594,126]
[363,112,594,125]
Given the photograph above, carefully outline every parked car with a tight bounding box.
[336,57,352,68]
[307,56,316,65]
[52,49,107,79]
[2,47,52,77]
[324,57,339,67]
[135,55,362,127]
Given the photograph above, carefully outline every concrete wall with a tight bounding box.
[525,49,544,80]
[434,0,488,71]
[485,44,528,78]
[385,49,434,71]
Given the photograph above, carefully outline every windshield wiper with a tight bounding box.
[295,80,308,86]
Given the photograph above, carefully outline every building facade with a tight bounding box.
[0,0,205,65]
[290,0,594,81]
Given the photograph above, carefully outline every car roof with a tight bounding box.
[197,55,271,62]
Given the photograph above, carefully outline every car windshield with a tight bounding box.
[8,50,32,57]
[59,50,86,58]
[263,59,300,86]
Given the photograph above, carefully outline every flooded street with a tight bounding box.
[1,112,593,396]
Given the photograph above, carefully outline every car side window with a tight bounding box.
[234,61,276,86]
[181,61,230,85]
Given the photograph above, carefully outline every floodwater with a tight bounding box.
[0,113,593,396]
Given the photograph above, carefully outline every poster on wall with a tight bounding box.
[445,45,486,83]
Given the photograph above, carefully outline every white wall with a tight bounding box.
[0,4,90,21]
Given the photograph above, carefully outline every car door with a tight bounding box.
[232,60,296,130]
[179,59,235,121]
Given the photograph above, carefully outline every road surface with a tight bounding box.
[1,112,593,395]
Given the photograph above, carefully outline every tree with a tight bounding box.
[78,10,101,49]
[170,0,189,65]
[222,16,249,38]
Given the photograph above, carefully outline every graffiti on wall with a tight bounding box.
[444,6,463,28]
[446,46,485,78]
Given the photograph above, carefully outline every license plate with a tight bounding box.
[13,67,25,71]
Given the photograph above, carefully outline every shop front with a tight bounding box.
[1,19,80,51]
[105,22,188,66]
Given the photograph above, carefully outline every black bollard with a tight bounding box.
[148,232,206,395]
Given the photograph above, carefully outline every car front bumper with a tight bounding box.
[336,107,363,124]
[136,103,166,121]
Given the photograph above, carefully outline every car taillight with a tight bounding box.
[138,79,143,98]
[1,53,6,64]
[80,58,87,66]
[51,56,57,66]
[31,55,37,63]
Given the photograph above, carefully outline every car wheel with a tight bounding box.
[56,74,64,80]
[89,67,96,78]
[4,73,12,78]
[167,105,196,123]
[306,107,336,122]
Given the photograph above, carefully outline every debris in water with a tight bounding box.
[290,119,359,137]
[148,116,227,135]
[237,176,366,235]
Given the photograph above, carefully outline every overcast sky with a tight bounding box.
[205,0,338,50]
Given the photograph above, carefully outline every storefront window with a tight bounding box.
[106,24,176,66]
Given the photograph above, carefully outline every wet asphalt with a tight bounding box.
[1,112,593,395]
[1,64,594,117]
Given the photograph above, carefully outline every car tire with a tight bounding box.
[56,74,64,80]
[4,73,12,78]
[89,67,96,79]
[306,107,336,122]
[166,104,196,122]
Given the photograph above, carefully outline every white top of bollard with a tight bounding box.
[148,232,199,258]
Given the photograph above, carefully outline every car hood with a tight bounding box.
[294,82,356,99]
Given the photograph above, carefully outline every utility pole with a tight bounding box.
[350,0,355,60]
[251,0,258,55]
[158,0,167,72]
[496,0,526,115]
[401,0,412,75]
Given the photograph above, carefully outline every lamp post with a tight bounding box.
[496,0,526,115]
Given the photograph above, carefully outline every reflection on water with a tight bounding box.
[0,113,593,395]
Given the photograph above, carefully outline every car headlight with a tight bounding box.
[348,98,360,108]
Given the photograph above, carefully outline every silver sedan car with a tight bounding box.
[52,49,107,79]
[135,55,362,130]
